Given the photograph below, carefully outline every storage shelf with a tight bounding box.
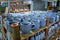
[20,20,59,40]
[20,28,45,40]
[3,20,59,40]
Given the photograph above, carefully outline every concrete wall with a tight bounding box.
[33,0,47,11]
[19,0,47,11]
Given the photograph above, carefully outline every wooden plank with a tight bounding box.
[48,20,59,28]
[20,28,45,40]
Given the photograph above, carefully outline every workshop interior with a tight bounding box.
[0,0,60,40]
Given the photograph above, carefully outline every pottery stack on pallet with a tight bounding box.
[3,11,60,40]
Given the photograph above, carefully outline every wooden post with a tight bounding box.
[11,23,20,40]
[58,14,60,21]
[46,17,50,26]
[43,17,50,40]
[58,22,60,34]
